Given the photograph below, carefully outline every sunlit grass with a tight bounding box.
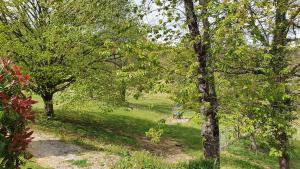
[28,93,300,169]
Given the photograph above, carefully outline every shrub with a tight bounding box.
[145,128,164,144]
[0,59,36,168]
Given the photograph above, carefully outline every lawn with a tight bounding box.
[26,93,299,169]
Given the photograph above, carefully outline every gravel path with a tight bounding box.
[28,131,119,169]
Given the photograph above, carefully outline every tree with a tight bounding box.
[215,1,300,168]
[182,1,220,164]
[68,37,162,107]
[0,0,133,117]
[241,1,299,168]
[142,0,221,164]
[59,1,160,106]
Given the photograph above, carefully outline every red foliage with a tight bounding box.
[8,128,34,153]
[11,96,37,122]
[0,59,37,168]
[0,92,10,104]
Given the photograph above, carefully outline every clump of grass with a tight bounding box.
[69,159,91,168]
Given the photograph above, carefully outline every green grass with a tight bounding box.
[68,159,91,168]
[29,94,300,169]
[24,160,50,169]
[0,158,48,169]
[32,94,200,154]
[114,151,217,169]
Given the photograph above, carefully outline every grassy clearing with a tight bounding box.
[28,94,299,169]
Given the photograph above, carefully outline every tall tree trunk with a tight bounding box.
[183,0,220,165]
[42,94,54,118]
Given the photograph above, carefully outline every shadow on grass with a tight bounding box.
[34,108,202,153]
[29,140,85,158]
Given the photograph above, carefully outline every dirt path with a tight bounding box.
[28,131,119,169]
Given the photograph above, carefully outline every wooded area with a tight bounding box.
[0,0,299,169]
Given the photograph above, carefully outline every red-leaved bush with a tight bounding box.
[0,59,37,168]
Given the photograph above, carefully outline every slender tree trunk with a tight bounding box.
[278,132,289,169]
[236,116,241,139]
[279,154,289,169]
[183,0,220,165]
[42,94,54,118]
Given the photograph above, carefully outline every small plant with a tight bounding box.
[145,128,164,144]
[145,119,165,144]
[0,59,37,168]
[70,159,91,168]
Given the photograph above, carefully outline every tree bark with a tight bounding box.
[278,132,289,169]
[183,0,220,165]
[42,94,54,118]
[279,154,289,169]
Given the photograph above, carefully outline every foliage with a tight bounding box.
[145,119,165,144]
[0,59,36,168]
[68,38,162,106]
[0,0,141,116]
[220,2,299,167]
[141,0,300,168]
[0,0,299,168]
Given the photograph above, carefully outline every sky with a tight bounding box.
[132,0,300,45]
[133,0,164,26]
